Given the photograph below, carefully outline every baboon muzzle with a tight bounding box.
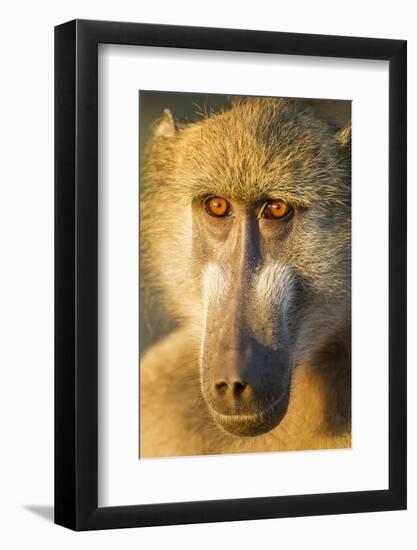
[201,319,291,437]
[198,211,294,436]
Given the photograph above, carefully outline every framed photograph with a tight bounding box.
[55,19,406,530]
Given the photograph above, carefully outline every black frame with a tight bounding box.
[55,19,407,531]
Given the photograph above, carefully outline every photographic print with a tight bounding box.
[139,91,351,459]
[55,20,406,529]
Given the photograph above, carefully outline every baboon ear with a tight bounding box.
[337,123,351,152]
[154,108,177,138]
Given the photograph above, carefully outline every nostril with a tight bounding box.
[213,379,250,398]
[214,381,228,394]
[233,380,248,396]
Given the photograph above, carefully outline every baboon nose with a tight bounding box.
[214,379,252,399]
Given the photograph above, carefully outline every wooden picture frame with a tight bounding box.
[55,19,406,530]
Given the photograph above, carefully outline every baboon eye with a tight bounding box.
[204,196,231,218]
[262,199,292,220]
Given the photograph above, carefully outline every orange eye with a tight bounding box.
[263,199,291,220]
[204,196,231,218]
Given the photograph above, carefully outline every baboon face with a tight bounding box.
[146,98,351,437]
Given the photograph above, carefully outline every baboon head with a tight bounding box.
[143,98,351,437]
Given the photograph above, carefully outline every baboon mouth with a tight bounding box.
[208,395,289,437]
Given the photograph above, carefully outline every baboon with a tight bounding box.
[140,97,351,458]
